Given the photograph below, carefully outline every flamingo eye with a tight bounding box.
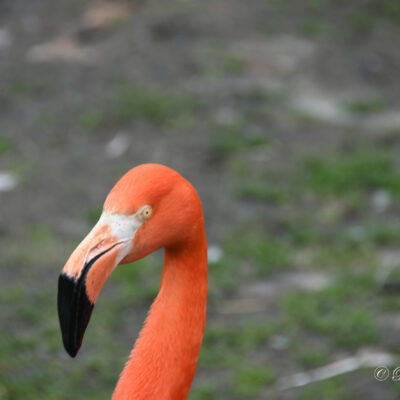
[140,205,152,221]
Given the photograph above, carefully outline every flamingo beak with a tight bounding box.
[58,214,136,357]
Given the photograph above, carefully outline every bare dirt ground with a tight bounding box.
[1,1,400,399]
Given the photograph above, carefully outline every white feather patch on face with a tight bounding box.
[97,206,150,263]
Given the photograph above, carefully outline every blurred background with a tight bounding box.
[1,0,400,399]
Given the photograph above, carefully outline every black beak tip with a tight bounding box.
[65,343,79,358]
[58,273,94,358]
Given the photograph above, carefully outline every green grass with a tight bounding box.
[188,383,218,400]
[381,0,400,23]
[203,51,246,77]
[30,225,53,245]
[365,222,400,246]
[347,0,400,33]
[303,149,400,196]
[380,295,400,311]
[221,54,246,75]
[225,227,292,277]
[8,77,51,97]
[78,108,104,131]
[208,224,292,297]
[277,216,321,246]
[75,86,201,130]
[110,255,161,305]
[350,12,375,34]
[114,86,200,126]
[208,258,240,295]
[214,122,269,156]
[295,346,330,368]
[199,322,278,368]
[342,97,384,115]
[281,281,379,349]
[0,134,13,154]
[232,365,276,396]
[234,181,291,203]
[36,111,59,127]
[85,205,103,225]
[0,285,25,303]
[298,376,347,400]
[301,20,338,37]
[9,158,37,183]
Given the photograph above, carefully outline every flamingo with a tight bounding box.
[58,163,208,400]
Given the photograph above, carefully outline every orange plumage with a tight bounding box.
[58,164,208,400]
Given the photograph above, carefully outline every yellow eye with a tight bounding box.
[141,206,152,220]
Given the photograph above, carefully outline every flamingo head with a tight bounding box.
[58,163,203,357]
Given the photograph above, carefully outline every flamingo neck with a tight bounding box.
[112,231,208,400]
